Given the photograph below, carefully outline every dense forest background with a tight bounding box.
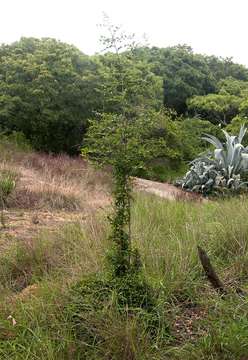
[1,37,248,179]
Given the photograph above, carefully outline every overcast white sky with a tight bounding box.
[0,0,247,65]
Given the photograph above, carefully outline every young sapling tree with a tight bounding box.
[83,17,166,277]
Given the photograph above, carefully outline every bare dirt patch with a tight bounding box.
[134,177,205,202]
[1,209,81,242]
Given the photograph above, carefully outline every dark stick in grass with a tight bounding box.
[198,246,247,297]
[197,246,227,295]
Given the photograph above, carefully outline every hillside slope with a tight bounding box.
[1,142,248,359]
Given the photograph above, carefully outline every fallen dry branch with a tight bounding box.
[197,246,247,297]
[197,246,227,295]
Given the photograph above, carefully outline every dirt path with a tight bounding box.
[134,177,204,202]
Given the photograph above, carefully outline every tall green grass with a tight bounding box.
[133,194,248,295]
[1,194,248,358]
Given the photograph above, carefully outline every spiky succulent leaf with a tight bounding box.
[238,124,247,144]
[202,134,224,149]
[241,153,248,171]
[214,148,226,169]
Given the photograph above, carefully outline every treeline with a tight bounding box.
[134,45,248,114]
[1,37,248,176]
[0,37,162,153]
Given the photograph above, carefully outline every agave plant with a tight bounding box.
[176,125,248,194]
[202,124,248,180]
[175,158,220,194]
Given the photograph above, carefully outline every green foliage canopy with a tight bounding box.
[187,77,248,125]
[133,46,248,114]
[83,110,178,174]
[2,35,248,159]
[187,93,241,125]
[0,38,104,153]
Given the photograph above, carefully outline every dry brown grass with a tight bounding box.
[3,152,111,212]
[0,143,112,251]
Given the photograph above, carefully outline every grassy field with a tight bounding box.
[0,136,248,359]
